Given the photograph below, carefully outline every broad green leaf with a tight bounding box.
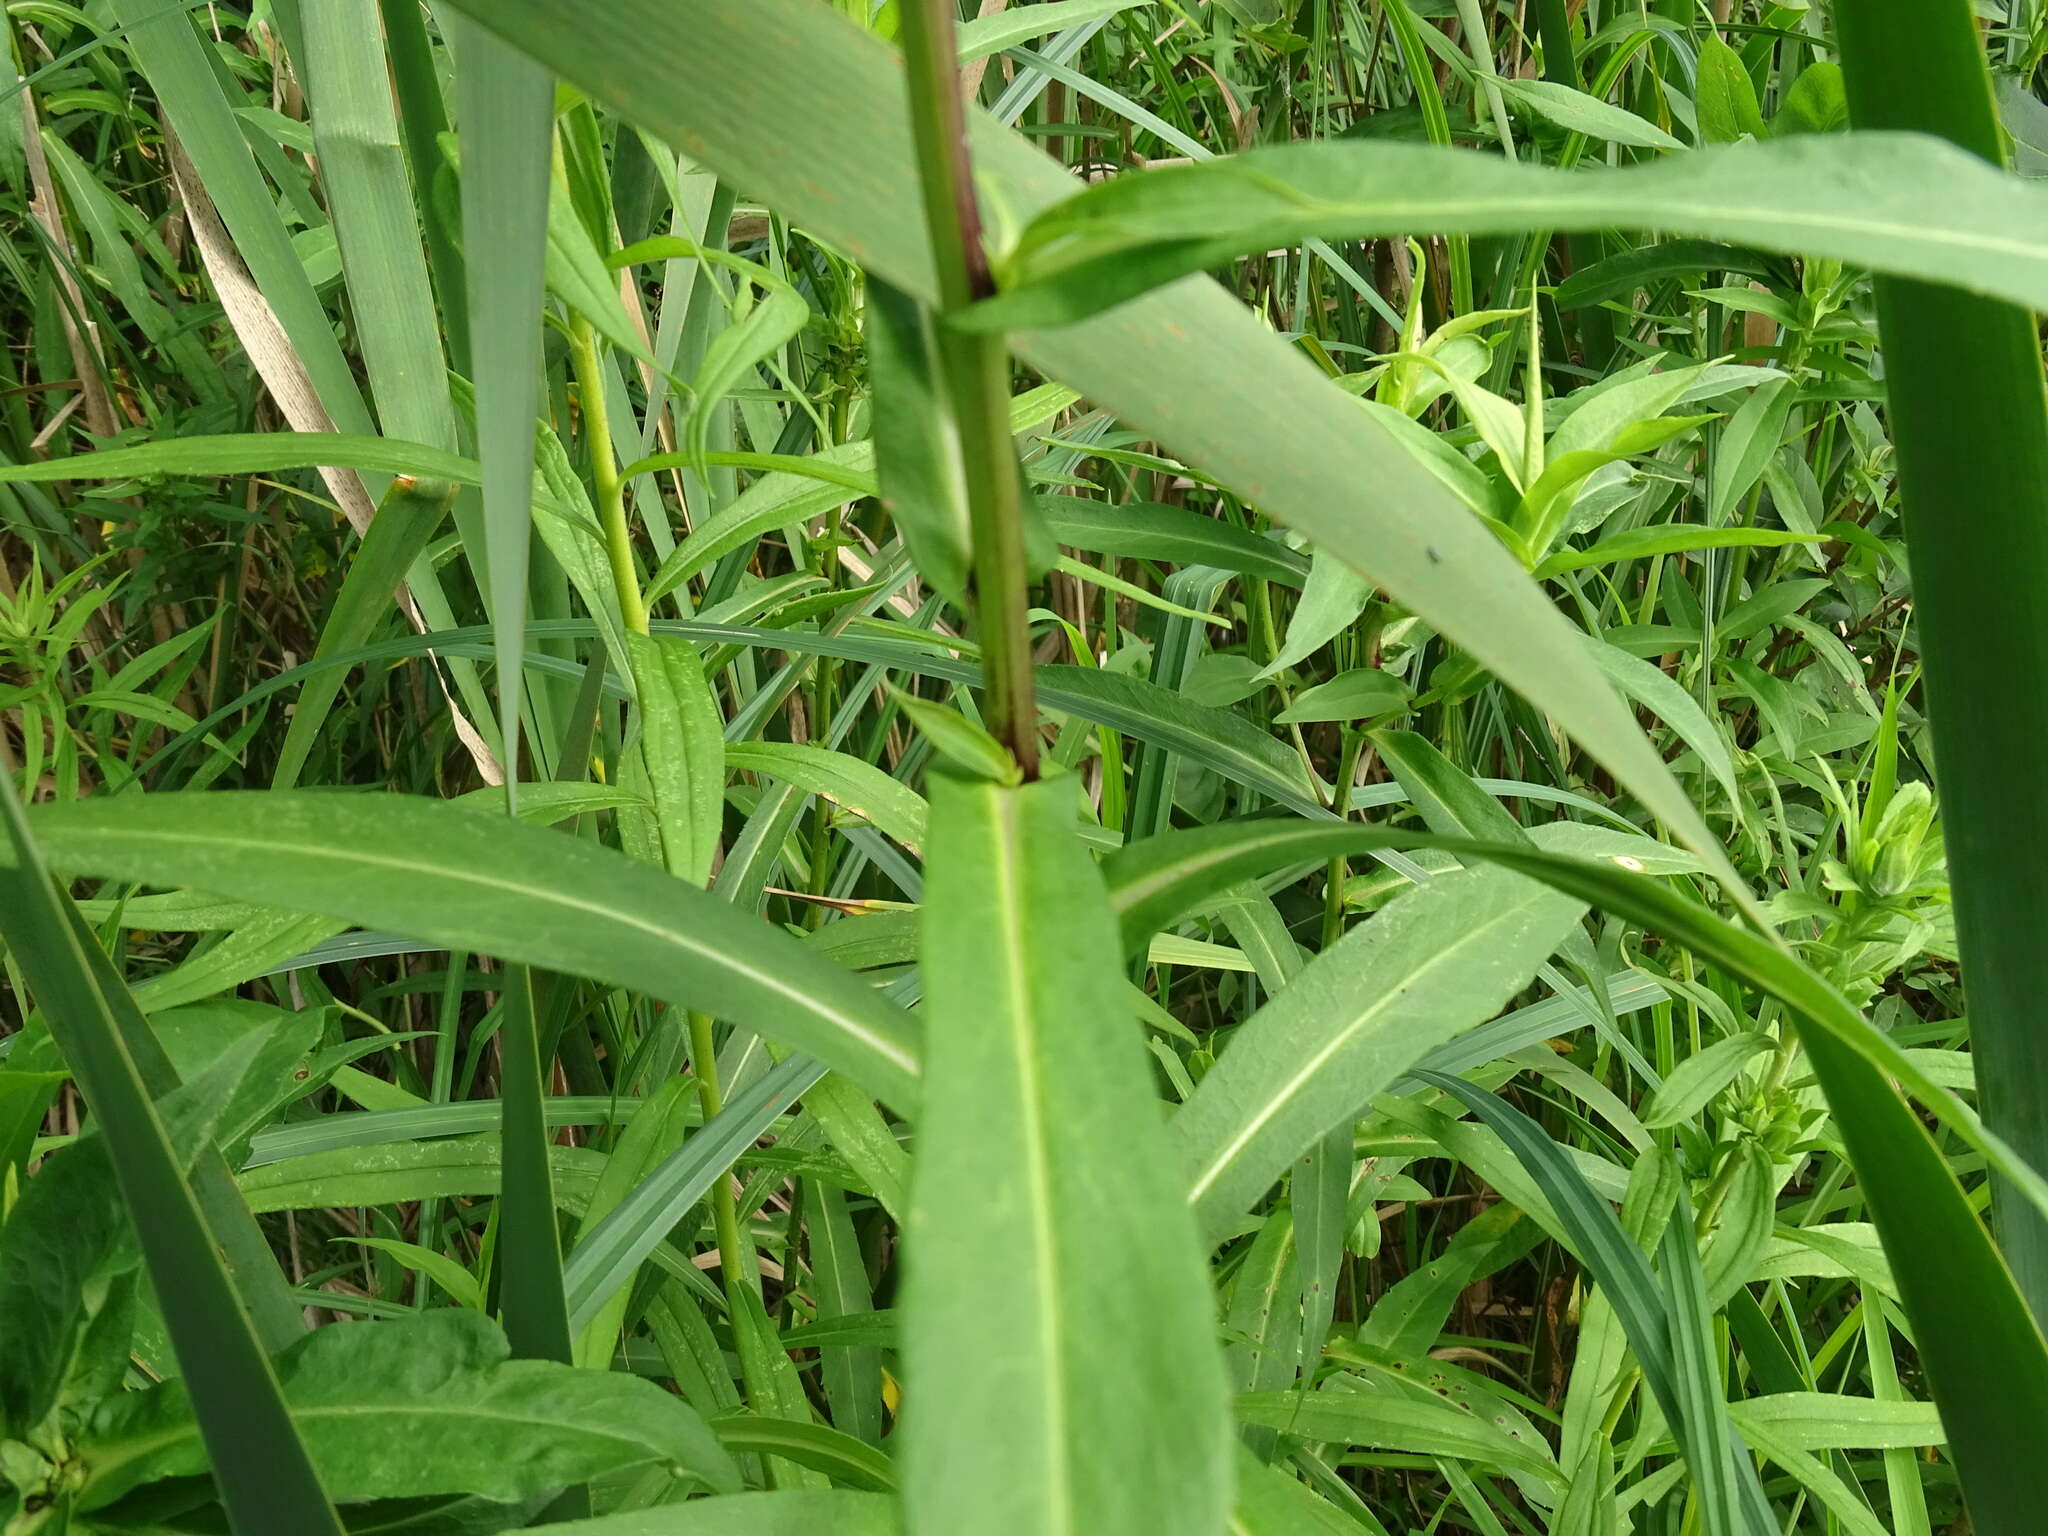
[1696,36,1769,144]
[1640,1032,1774,1129]
[1175,864,1586,1234]
[1495,76,1684,151]
[809,1177,884,1446]
[1732,1392,1943,1451]
[337,1237,485,1311]
[239,1137,602,1214]
[979,135,2048,332]
[905,774,1230,1536]
[891,691,1019,785]
[0,1028,64,1185]
[726,741,929,854]
[1038,496,1310,585]
[709,1414,895,1490]
[1226,1209,1303,1459]
[16,793,921,1109]
[451,6,553,795]
[0,431,475,487]
[1708,378,1797,524]
[629,633,726,885]
[1534,524,1820,580]
[303,0,458,452]
[0,1134,135,1438]
[1700,1142,1776,1310]
[1579,635,1741,807]
[74,1310,738,1509]
[1234,1386,1560,1486]
[956,0,1147,63]
[1274,668,1413,724]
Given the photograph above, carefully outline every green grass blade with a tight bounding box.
[493,965,574,1367]
[451,13,554,798]
[0,776,345,1536]
[562,1054,824,1332]
[1834,0,2048,1327]
[375,0,468,368]
[905,773,1230,1535]
[303,0,458,452]
[109,0,372,437]
[73,1309,737,1507]
[271,476,455,790]
[1419,1072,1771,1535]
[0,431,478,485]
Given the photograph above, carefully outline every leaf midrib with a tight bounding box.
[991,788,1074,1536]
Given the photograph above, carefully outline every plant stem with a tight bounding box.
[684,1007,771,1408]
[573,308,762,1396]
[898,0,1038,776]
[567,313,650,637]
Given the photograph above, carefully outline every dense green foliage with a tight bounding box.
[4,1,2048,1532]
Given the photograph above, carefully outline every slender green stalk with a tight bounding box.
[568,313,652,637]
[573,291,763,1396]
[897,0,1037,776]
[683,1008,773,1411]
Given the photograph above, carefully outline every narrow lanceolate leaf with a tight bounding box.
[629,633,726,885]
[272,475,455,790]
[72,1310,738,1510]
[977,135,2048,331]
[562,1053,825,1331]
[17,793,921,1109]
[1835,0,2048,1347]
[303,0,458,452]
[440,0,1742,902]
[905,774,1230,1536]
[0,776,345,1536]
[451,11,554,795]
[1174,864,1587,1236]
[866,278,973,604]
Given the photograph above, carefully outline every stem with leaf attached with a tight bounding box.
[898,0,1038,778]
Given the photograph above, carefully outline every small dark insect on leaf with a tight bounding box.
[1426,545,1443,565]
